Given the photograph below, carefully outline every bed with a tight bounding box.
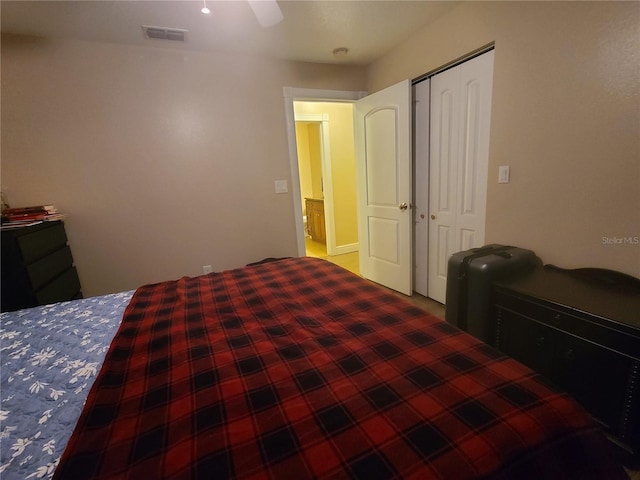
[0,291,134,479]
[1,257,627,479]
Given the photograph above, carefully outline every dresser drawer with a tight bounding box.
[494,290,640,359]
[491,267,640,457]
[550,329,635,434]
[495,304,640,448]
[35,267,81,306]
[27,246,74,291]
[17,222,68,264]
[2,221,83,312]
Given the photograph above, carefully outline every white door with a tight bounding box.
[355,80,412,295]
[428,51,494,303]
[413,80,430,296]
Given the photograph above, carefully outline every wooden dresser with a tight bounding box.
[1,221,82,312]
[305,198,326,244]
[491,266,640,461]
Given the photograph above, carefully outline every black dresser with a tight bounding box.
[491,266,640,461]
[1,221,82,312]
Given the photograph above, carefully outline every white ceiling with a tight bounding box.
[0,1,459,66]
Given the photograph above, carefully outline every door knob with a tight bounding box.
[431,214,436,220]
[399,203,408,211]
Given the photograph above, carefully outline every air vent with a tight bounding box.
[142,25,187,42]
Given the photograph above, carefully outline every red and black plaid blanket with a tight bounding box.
[55,257,624,479]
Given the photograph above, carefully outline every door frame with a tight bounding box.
[283,87,367,257]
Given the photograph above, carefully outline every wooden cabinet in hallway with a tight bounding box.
[305,198,325,244]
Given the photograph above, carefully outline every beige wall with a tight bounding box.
[1,34,366,296]
[3,1,637,299]
[368,1,640,276]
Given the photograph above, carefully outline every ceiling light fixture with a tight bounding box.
[333,47,349,59]
[201,0,210,15]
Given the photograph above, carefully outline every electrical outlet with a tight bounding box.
[202,265,213,274]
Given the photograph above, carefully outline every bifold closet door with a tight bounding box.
[428,51,494,304]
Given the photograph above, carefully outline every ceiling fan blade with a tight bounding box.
[247,0,283,28]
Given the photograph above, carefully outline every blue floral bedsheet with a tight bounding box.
[0,292,133,479]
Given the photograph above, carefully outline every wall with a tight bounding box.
[295,121,323,206]
[1,34,366,296]
[367,1,640,276]
[307,124,324,199]
[293,101,358,248]
[295,124,312,210]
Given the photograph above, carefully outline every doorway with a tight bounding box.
[283,87,366,259]
[293,101,360,275]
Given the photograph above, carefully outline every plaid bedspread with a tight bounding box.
[54,257,625,479]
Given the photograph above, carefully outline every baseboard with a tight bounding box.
[332,243,359,256]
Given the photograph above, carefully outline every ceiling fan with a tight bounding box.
[248,0,284,28]
[201,0,283,28]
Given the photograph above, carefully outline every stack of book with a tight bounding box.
[1,205,66,229]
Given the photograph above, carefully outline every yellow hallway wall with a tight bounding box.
[295,124,313,213]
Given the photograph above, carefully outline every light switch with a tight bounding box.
[498,166,510,184]
[274,179,288,194]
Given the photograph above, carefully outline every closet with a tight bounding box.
[414,50,495,303]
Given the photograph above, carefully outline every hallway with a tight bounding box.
[305,238,359,275]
